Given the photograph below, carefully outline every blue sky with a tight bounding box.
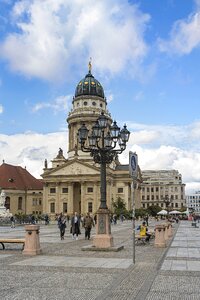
[0,0,200,193]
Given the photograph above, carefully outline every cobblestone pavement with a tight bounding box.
[0,220,199,299]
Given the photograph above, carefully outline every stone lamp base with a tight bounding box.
[93,208,114,248]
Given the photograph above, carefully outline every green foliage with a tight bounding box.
[135,208,147,218]
[112,197,128,218]
[147,205,162,216]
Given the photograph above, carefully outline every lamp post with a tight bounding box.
[164,195,170,219]
[78,112,130,248]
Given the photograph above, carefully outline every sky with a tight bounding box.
[0,0,200,194]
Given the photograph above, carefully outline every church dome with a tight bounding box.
[75,64,105,99]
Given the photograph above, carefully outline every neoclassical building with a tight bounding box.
[42,66,141,216]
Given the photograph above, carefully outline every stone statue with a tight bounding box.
[57,148,64,158]
[44,159,48,168]
[0,190,6,207]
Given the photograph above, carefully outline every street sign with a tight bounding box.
[129,152,138,179]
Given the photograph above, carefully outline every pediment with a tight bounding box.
[47,160,100,176]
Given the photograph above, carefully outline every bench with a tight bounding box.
[0,238,25,250]
[135,235,147,245]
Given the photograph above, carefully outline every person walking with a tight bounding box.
[58,213,66,240]
[10,215,15,228]
[71,212,81,240]
[83,212,94,240]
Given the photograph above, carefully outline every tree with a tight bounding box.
[147,205,162,217]
[112,197,128,217]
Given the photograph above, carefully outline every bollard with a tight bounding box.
[164,223,169,241]
[168,222,172,237]
[154,224,166,247]
[23,225,41,255]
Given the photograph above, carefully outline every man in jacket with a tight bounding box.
[83,213,94,240]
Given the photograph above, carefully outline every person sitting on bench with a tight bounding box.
[138,221,151,242]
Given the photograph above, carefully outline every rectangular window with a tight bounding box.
[118,188,123,193]
[39,199,42,205]
[147,187,149,192]
[156,195,159,200]
[156,187,159,192]
[147,195,150,200]
[87,187,93,193]
[151,187,154,192]
[142,195,145,200]
[88,202,93,213]
[151,195,154,200]
[50,203,55,213]
[62,188,68,193]
[50,188,56,194]
[18,197,22,210]
[63,202,68,213]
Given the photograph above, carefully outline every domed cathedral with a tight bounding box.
[42,62,142,217]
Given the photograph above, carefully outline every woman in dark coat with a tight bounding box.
[58,213,66,240]
[71,212,81,240]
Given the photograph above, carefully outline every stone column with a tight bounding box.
[23,225,41,255]
[68,183,74,214]
[81,181,86,213]
[154,224,166,248]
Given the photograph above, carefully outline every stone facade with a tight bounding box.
[186,191,200,213]
[140,170,186,210]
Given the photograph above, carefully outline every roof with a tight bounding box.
[75,71,105,99]
[0,163,43,190]
[115,165,129,171]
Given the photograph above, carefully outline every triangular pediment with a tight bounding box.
[43,159,101,177]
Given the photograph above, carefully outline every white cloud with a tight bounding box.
[119,120,200,194]
[1,120,200,194]
[133,91,144,102]
[158,6,200,54]
[32,95,71,113]
[0,131,68,178]
[0,0,150,81]
[0,104,3,114]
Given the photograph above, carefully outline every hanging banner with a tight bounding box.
[129,152,138,179]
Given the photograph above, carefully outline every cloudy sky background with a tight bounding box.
[0,0,200,193]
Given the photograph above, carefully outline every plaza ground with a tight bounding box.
[0,220,200,299]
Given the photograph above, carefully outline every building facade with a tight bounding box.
[186,191,200,213]
[42,66,141,216]
[0,163,43,215]
[140,170,186,210]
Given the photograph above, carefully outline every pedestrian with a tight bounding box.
[31,215,35,224]
[71,212,81,240]
[44,214,49,225]
[138,221,151,242]
[83,212,94,240]
[58,213,67,240]
[10,215,15,228]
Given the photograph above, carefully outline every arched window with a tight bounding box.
[18,197,23,210]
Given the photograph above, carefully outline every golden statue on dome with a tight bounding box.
[88,57,92,73]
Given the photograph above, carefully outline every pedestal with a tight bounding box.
[154,224,166,248]
[23,225,41,255]
[168,222,172,237]
[93,208,114,248]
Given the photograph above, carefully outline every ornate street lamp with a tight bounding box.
[78,112,130,248]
